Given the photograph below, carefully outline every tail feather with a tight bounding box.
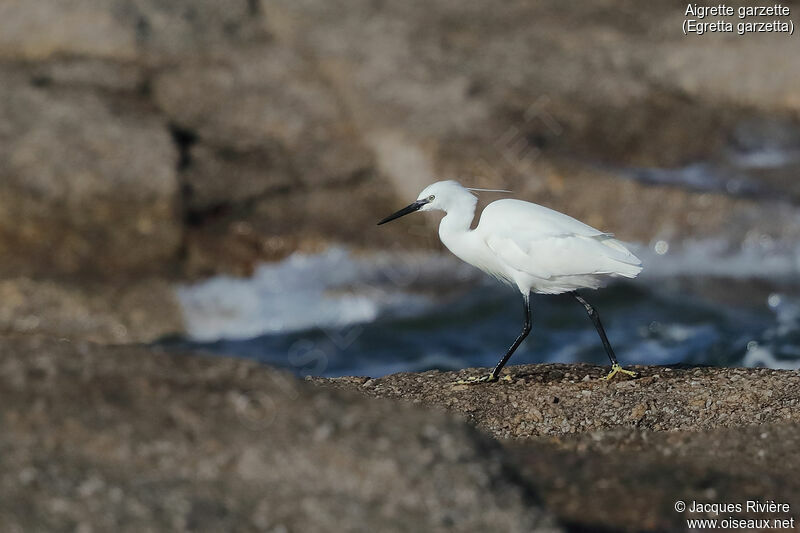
[574,236,642,278]
[599,237,642,278]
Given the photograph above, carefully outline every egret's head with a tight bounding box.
[377,180,475,225]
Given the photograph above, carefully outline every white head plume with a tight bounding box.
[466,187,512,193]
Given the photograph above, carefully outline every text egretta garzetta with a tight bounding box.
[378,180,642,382]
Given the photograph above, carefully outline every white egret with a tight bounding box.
[378,180,642,382]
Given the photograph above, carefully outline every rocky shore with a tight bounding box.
[313,364,800,438]
[3,335,798,532]
[315,364,800,530]
[0,335,560,533]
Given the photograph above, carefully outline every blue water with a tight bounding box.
[164,247,800,378]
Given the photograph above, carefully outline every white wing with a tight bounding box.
[479,199,642,280]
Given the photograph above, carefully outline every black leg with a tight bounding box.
[571,292,620,367]
[488,293,532,380]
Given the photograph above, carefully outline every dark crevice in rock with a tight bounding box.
[184,183,294,228]
[138,75,153,98]
[29,74,52,88]
[169,124,200,269]
[247,0,262,16]
[169,124,198,172]
[184,201,232,227]
[135,16,151,44]
[178,140,297,228]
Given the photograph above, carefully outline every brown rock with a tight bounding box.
[312,364,800,439]
[514,424,800,531]
[0,0,136,60]
[315,364,800,531]
[0,71,181,279]
[152,46,373,211]
[2,0,800,278]
[0,278,183,343]
[0,336,560,532]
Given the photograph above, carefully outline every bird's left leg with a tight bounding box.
[455,294,531,384]
[572,292,636,380]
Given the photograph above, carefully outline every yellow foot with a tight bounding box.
[453,373,511,385]
[602,363,637,381]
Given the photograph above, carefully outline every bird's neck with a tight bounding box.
[438,198,477,243]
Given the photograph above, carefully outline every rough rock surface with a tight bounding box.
[313,363,800,439]
[512,423,800,531]
[4,337,800,532]
[0,335,560,532]
[0,278,183,343]
[0,69,180,280]
[314,363,800,531]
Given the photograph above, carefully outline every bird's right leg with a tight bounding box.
[572,292,636,380]
[455,294,531,384]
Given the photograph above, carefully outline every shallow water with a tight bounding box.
[164,245,800,378]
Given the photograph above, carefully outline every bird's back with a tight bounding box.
[478,199,606,238]
[474,199,642,294]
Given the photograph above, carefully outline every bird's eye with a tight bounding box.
[427,195,435,202]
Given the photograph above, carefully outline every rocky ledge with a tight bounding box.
[0,335,558,533]
[3,336,799,532]
[314,364,800,531]
[312,364,800,439]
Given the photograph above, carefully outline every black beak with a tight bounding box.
[377,199,427,225]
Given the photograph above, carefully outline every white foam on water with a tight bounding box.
[732,148,800,170]
[633,238,800,280]
[176,247,477,342]
[176,239,800,371]
[740,293,800,370]
[743,345,800,371]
